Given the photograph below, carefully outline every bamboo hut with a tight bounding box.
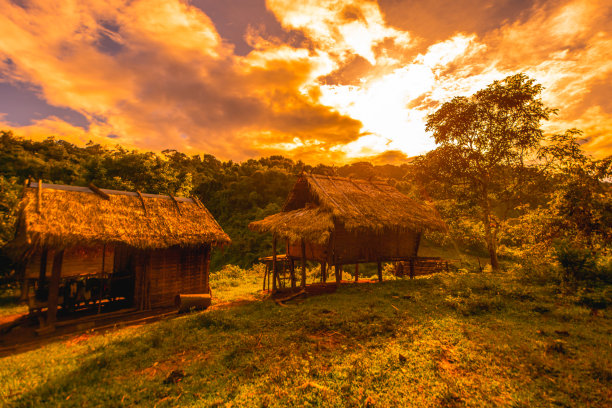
[249,174,445,290]
[8,181,230,329]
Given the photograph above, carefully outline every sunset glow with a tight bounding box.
[1,0,611,163]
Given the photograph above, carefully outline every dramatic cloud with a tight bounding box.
[0,0,610,162]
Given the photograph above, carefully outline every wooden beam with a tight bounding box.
[136,191,148,216]
[169,194,182,216]
[272,236,278,293]
[300,239,306,289]
[354,263,359,282]
[88,183,110,200]
[377,261,383,282]
[46,249,64,327]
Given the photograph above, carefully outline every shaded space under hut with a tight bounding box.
[249,174,446,294]
[6,181,230,333]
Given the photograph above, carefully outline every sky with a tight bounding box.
[0,0,611,164]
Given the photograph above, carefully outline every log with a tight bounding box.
[176,294,212,313]
[88,183,110,200]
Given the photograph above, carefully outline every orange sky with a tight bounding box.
[0,0,610,163]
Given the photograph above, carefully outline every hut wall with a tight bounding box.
[25,245,114,279]
[287,241,327,261]
[331,224,419,263]
[146,246,209,308]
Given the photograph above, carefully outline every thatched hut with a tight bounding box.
[249,174,445,290]
[9,181,230,329]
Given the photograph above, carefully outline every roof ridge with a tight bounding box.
[28,181,194,202]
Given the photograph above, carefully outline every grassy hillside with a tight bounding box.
[0,268,611,407]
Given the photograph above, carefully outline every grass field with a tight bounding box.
[0,265,610,407]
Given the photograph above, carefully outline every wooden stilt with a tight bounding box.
[37,248,48,300]
[301,239,306,289]
[320,261,326,283]
[46,249,64,327]
[354,263,359,282]
[290,258,296,290]
[377,261,383,282]
[272,236,278,293]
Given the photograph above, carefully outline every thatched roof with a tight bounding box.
[249,174,445,244]
[9,182,230,254]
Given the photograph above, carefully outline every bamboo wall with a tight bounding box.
[146,246,209,307]
[287,224,420,264]
[25,245,114,278]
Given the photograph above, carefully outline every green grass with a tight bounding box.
[0,286,27,318]
[0,268,610,407]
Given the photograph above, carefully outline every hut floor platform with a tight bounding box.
[269,279,381,299]
[0,304,178,357]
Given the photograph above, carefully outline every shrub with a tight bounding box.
[553,241,598,283]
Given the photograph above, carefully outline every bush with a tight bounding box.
[553,241,598,283]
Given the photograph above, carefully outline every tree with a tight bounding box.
[422,73,555,269]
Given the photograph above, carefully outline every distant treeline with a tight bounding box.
[0,130,415,272]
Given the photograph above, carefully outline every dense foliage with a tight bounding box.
[0,130,413,273]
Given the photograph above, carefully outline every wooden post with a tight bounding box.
[300,239,306,289]
[263,264,267,291]
[46,249,64,327]
[272,236,278,293]
[204,246,211,293]
[290,258,296,290]
[377,261,383,282]
[335,264,341,285]
[354,263,359,282]
[409,258,415,279]
[320,261,326,283]
[37,248,48,299]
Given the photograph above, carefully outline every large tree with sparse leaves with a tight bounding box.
[422,73,555,270]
